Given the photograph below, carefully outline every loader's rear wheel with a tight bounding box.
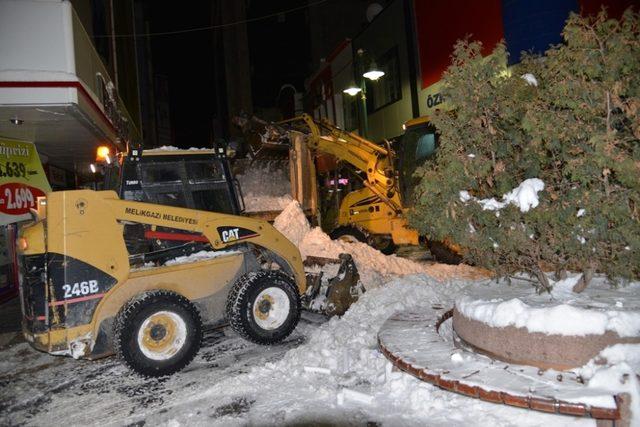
[330,226,396,255]
[226,271,300,345]
[114,290,202,377]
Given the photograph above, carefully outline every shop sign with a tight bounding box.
[0,138,51,225]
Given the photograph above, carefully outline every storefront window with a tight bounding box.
[366,46,402,111]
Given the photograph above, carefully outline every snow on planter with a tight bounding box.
[451,274,640,386]
[455,274,640,338]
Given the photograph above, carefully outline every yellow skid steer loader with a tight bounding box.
[17,190,358,377]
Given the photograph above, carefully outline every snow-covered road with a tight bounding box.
[1,276,594,426]
[0,316,316,426]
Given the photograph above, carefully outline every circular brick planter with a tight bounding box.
[452,306,640,370]
[377,308,628,423]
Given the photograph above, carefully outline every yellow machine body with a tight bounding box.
[273,114,422,246]
[18,190,306,359]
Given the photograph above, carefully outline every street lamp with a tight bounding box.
[343,82,362,96]
[342,49,385,138]
[362,60,385,81]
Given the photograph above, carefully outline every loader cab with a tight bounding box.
[397,116,439,207]
[106,148,245,215]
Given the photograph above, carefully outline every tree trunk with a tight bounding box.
[572,268,594,293]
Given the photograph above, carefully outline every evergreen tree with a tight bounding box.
[409,9,639,290]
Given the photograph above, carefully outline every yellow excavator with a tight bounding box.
[17,190,358,377]
[249,114,462,263]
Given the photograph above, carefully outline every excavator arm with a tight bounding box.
[272,114,402,213]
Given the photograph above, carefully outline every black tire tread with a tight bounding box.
[225,271,300,345]
[113,289,202,378]
[330,225,396,254]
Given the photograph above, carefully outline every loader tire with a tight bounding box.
[226,271,300,345]
[114,290,202,377]
[330,226,396,255]
[429,241,463,265]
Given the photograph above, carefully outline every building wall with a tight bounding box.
[113,0,141,131]
[306,0,636,141]
[308,0,372,72]
[70,0,141,135]
[414,0,636,118]
[352,0,413,141]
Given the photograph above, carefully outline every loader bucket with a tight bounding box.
[302,253,362,316]
[237,116,290,161]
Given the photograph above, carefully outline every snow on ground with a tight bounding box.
[3,268,634,425]
[274,200,487,285]
[236,160,293,212]
[136,277,593,426]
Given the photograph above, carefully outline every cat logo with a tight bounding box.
[217,226,259,243]
[221,228,240,242]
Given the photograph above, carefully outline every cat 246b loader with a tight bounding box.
[17,189,358,377]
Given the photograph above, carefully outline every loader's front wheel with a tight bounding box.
[114,290,202,377]
[226,271,300,345]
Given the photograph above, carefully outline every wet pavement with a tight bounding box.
[0,314,320,426]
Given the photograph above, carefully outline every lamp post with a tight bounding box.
[343,49,384,139]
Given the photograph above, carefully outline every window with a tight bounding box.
[366,46,402,111]
[344,95,359,132]
[186,160,225,183]
[135,157,237,214]
[140,162,182,184]
[415,133,437,162]
[398,124,439,206]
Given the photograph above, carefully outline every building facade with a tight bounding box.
[307,0,635,143]
[0,0,143,301]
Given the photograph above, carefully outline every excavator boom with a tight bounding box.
[271,114,402,213]
[254,114,418,246]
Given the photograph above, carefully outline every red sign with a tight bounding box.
[0,183,45,215]
[413,0,504,89]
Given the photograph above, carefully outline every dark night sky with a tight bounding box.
[247,1,311,110]
[146,1,216,147]
[145,1,312,148]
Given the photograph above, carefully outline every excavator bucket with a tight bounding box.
[302,253,362,316]
[234,115,290,161]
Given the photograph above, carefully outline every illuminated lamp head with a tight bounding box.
[96,145,111,163]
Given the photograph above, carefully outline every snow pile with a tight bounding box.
[274,200,487,286]
[272,200,310,247]
[577,344,640,424]
[455,274,640,338]
[459,178,545,213]
[236,160,293,212]
[163,277,590,426]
